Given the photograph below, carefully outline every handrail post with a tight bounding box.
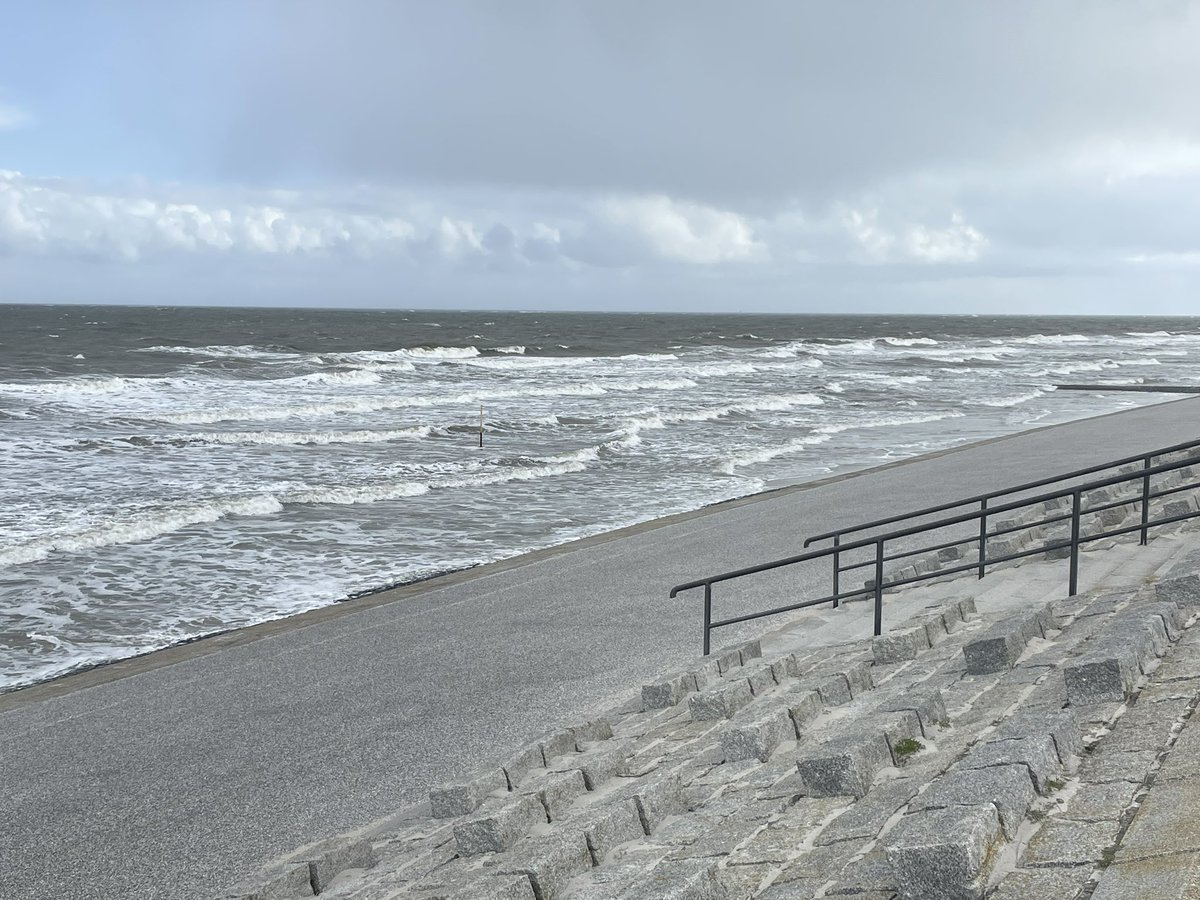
[832,533,841,609]
[873,541,884,636]
[978,498,988,579]
[703,583,712,656]
[1069,490,1082,596]
[1140,455,1152,545]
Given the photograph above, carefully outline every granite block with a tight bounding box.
[964,626,1025,674]
[689,680,754,721]
[721,706,792,763]
[796,730,890,798]
[641,674,692,710]
[524,769,587,820]
[430,769,508,818]
[872,628,926,664]
[454,795,547,855]
[499,830,593,900]
[912,764,1035,839]
[885,805,1003,900]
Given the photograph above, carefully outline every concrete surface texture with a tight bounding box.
[221,511,1200,899]
[2,397,1200,899]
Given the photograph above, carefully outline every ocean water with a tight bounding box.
[2,305,1199,691]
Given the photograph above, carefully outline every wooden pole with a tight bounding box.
[479,405,484,448]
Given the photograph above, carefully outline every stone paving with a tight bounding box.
[222,477,1200,900]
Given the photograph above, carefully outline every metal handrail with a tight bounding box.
[670,447,1200,655]
[802,436,1200,601]
[802,436,1200,549]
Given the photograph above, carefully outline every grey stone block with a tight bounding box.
[917,614,949,647]
[786,688,822,734]
[721,706,792,763]
[939,545,966,562]
[840,660,874,697]
[571,718,614,748]
[454,795,547,855]
[941,607,965,634]
[430,769,508,818]
[1065,654,1136,705]
[963,626,1025,674]
[1024,818,1121,866]
[688,679,753,721]
[1157,574,1200,607]
[879,711,923,766]
[524,769,587,820]
[796,731,890,798]
[1145,600,1189,640]
[616,772,688,834]
[221,863,314,900]
[539,729,579,764]
[561,741,630,790]
[500,829,593,900]
[642,674,692,710]
[301,837,374,894]
[737,638,764,664]
[885,805,1003,900]
[963,733,1063,794]
[759,656,790,685]
[872,628,926,664]
[1091,852,1200,900]
[619,859,724,900]
[957,597,979,620]
[577,800,644,862]
[987,867,1091,900]
[503,745,547,790]
[705,644,744,674]
[913,765,1035,839]
[996,708,1083,763]
[742,664,777,697]
[879,689,948,736]
[799,672,854,706]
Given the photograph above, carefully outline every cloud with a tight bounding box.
[0,171,771,272]
[0,171,418,261]
[595,195,766,265]
[841,209,987,264]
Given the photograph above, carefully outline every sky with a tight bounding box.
[3,1,1200,314]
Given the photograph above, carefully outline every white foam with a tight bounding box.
[156,383,610,425]
[287,481,432,505]
[494,345,526,354]
[717,433,834,474]
[0,376,145,396]
[815,410,966,436]
[277,369,384,387]
[688,362,759,377]
[879,336,939,346]
[135,344,307,360]
[180,426,436,446]
[979,389,1046,408]
[0,495,286,568]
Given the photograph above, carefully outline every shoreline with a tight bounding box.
[4,391,1195,712]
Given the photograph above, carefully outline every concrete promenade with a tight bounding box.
[3,398,1200,900]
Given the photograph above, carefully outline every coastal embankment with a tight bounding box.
[3,396,1200,900]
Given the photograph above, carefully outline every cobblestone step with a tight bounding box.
[222,522,1200,900]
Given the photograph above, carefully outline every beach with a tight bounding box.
[4,396,1200,899]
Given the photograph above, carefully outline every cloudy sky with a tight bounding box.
[3,1,1200,313]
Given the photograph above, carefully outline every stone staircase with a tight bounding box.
[221,495,1200,900]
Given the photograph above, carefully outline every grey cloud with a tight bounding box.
[109,1,1200,208]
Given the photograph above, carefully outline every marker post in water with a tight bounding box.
[479,406,484,448]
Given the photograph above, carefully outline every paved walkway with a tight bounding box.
[3,398,1200,900]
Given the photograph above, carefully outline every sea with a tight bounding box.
[2,305,1199,691]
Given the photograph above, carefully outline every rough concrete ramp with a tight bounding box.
[224,521,1200,898]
